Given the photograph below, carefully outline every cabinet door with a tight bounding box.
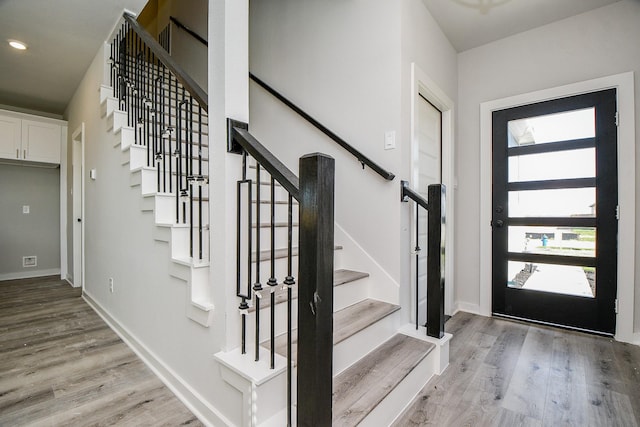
[0,115,21,160]
[22,120,61,163]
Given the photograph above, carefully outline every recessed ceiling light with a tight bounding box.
[8,40,27,50]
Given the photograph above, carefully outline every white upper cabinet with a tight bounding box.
[0,115,21,160]
[22,120,61,163]
[0,111,65,165]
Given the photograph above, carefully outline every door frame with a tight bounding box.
[71,123,85,290]
[410,63,455,317]
[479,72,636,343]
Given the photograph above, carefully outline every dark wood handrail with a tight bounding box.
[229,122,301,201]
[249,72,395,181]
[123,13,208,112]
[401,180,428,211]
[170,16,208,46]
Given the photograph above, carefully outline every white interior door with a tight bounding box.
[72,125,84,289]
[414,95,442,326]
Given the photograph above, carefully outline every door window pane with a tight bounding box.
[509,188,595,217]
[508,148,595,182]
[508,108,594,147]
[508,226,596,257]
[507,261,595,298]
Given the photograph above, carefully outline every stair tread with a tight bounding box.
[255,245,342,262]
[264,299,399,359]
[247,269,369,313]
[332,334,435,426]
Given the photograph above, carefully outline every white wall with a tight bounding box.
[456,0,640,333]
[63,18,240,425]
[158,0,208,91]
[0,164,60,279]
[248,0,457,314]
[400,0,458,315]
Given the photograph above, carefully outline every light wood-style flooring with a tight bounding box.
[394,311,640,426]
[0,276,202,426]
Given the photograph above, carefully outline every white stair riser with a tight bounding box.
[101,96,119,118]
[131,168,210,200]
[99,84,112,104]
[245,297,299,346]
[252,227,299,252]
[245,277,369,342]
[171,225,210,260]
[100,79,213,329]
[107,110,127,133]
[359,349,437,427]
[246,185,294,203]
[251,203,299,223]
[333,309,400,376]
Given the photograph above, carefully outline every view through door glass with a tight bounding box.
[492,89,618,334]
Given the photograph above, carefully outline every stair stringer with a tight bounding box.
[100,85,214,328]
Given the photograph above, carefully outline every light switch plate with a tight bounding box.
[23,205,30,214]
[384,131,396,150]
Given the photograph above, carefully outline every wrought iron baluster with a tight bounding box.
[188,97,194,258]
[181,89,187,224]
[198,105,203,260]
[254,163,262,362]
[285,193,295,427]
[268,176,278,369]
[415,203,420,330]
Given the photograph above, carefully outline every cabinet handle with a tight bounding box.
[16,148,19,159]
[23,149,26,159]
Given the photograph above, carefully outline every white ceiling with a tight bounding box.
[0,0,624,115]
[0,0,147,116]
[422,0,622,52]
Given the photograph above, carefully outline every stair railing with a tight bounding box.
[170,16,208,46]
[249,73,395,181]
[108,13,209,261]
[229,120,335,426]
[401,181,446,339]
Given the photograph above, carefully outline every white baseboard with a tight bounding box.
[0,268,61,282]
[82,290,232,427]
[453,301,481,316]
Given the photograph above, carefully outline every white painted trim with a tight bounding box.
[0,269,61,281]
[453,301,482,316]
[479,72,636,343]
[60,125,68,280]
[82,290,233,427]
[410,63,456,316]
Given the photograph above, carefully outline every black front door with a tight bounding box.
[492,89,618,334]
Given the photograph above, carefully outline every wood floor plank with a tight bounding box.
[0,277,202,426]
[585,385,639,427]
[542,331,589,426]
[397,312,640,427]
[501,326,554,420]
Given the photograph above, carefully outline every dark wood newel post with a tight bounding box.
[297,153,335,427]
[427,184,446,339]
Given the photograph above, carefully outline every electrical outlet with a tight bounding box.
[109,277,114,293]
[22,205,30,214]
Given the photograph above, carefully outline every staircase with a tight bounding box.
[100,12,450,426]
[215,144,451,425]
[98,15,213,327]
